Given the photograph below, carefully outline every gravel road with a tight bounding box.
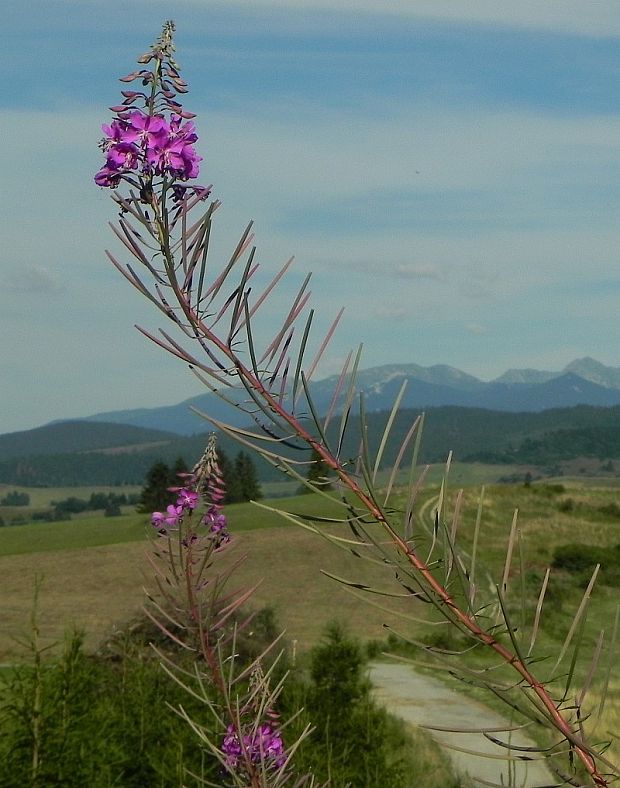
[370,662,557,787]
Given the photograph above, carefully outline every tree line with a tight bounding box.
[138,450,262,512]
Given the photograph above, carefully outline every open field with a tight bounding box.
[3,481,620,653]
[0,494,362,556]
[0,493,419,660]
[0,527,415,662]
[0,484,142,509]
[2,479,619,767]
[0,462,532,514]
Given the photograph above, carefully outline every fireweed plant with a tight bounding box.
[95,25,314,787]
[97,22,619,787]
[146,433,310,786]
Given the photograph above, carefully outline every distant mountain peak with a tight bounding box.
[492,357,620,389]
[492,367,556,385]
[563,357,620,389]
[22,357,620,437]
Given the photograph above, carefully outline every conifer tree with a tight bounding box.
[138,460,173,513]
[298,447,333,494]
[235,451,262,501]
[168,456,189,486]
[216,448,241,504]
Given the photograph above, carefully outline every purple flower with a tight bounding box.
[169,115,198,145]
[222,725,243,769]
[203,505,230,543]
[255,724,286,767]
[176,488,199,510]
[221,722,286,772]
[125,110,170,149]
[151,504,183,530]
[101,117,134,144]
[94,166,123,188]
[106,141,141,171]
[95,112,204,185]
[95,26,209,191]
[146,135,202,180]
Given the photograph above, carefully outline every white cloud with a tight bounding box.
[2,265,62,294]
[372,304,408,320]
[393,263,443,281]
[3,88,620,431]
[195,102,620,318]
[202,102,620,217]
[212,0,620,38]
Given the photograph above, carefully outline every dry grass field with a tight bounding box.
[2,481,619,660]
[0,517,421,662]
[2,480,619,769]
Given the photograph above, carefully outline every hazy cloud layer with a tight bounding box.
[3,266,62,294]
[154,0,620,37]
[2,1,620,432]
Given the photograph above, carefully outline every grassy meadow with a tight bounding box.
[402,477,620,766]
[1,475,619,767]
[0,491,417,660]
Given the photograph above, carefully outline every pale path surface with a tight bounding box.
[370,662,557,787]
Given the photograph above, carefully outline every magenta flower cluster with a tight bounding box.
[95,109,202,189]
[150,482,230,545]
[151,485,199,533]
[221,722,287,772]
[203,504,230,544]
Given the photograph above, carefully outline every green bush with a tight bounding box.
[280,622,460,787]
[552,543,607,573]
[552,542,620,587]
[0,490,30,506]
[558,497,576,513]
[0,612,461,787]
[598,502,620,518]
[0,631,219,787]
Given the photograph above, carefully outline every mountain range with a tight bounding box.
[4,357,620,486]
[82,357,620,436]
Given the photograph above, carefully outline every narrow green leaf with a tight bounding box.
[469,485,485,609]
[384,414,421,507]
[304,306,345,388]
[259,273,312,365]
[204,220,254,302]
[597,605,620,723]
[500,508,519,597]
[577,629,605,710]
[322,350,352,435]
[444,488,463,585]
[228,246,256,338]
[336,344,363,460]
[300,372,331,450]
[291,309,314,405]
[372,379,408,484]
[496,586,528,670]
[552,564,600,675]
[528,567,550,657]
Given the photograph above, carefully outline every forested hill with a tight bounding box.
[333,404,620,469]
[0,422,178,460]
[409,405,620,463]
[2,404,620,486]
[0,428,225,487]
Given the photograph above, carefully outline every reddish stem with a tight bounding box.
[186,315,607,786]
[140,201,609,786]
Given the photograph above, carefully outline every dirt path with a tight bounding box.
[370,662,556,787]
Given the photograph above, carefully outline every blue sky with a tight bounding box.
[2,1,620,434]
